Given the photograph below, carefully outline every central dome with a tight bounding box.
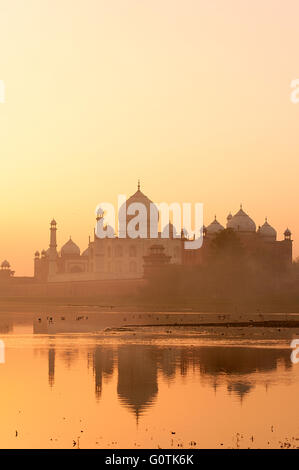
[227,206,256,232]
[126,188,153,206]
[125,187,158,219]
[119,183,158,237]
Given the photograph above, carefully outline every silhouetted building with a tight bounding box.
[1,188,293,287]
[183,207,292,269]
[117,345,158,421]
[34,184,182,282]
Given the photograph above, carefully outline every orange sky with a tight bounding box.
[0,0,298,275]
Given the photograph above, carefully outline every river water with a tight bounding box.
[0,312,298,449]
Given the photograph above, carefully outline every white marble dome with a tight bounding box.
[227,206,256,232]
[259,219,277,240]
[206,217,224,234]
[124,184,157,217]
[119,183,158,237]
[61,238,80,256]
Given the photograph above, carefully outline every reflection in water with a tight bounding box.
[158,348,177,380]
[48,343,55,388]
[227,381,252,401]
[197,347,291,375]
[0,318,13,334]
[117,346,158,422]
[194,347,291,401]
[89,347,114,400]
[1,313,298,449]
[43,343,292,417]
[60,349,79,368]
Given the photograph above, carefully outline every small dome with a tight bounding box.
[284,228,291,237]
[82,247,89,257]
[50,219,57,225]
[61,238,80,256]
[41,249,46,257]
[227,206,256,232]
[206,216,224,235]
[34,251,40,257]
[227,212,233,221]
[259,218,277,240]
[1,260,10,268]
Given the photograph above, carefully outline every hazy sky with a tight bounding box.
[0,0,298,275]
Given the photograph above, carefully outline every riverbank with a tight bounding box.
[2,298,299,329]
[30,310,299,333]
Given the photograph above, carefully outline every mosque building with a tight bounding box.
[183,205,292,268]
[34,184,182,282]
[32,186,293,283]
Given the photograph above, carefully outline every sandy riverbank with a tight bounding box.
[28,310,299,334]
[1,300,299,329]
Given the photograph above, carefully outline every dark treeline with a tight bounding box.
[141,229,299,312]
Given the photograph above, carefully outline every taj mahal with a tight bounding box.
[29,184,292,284]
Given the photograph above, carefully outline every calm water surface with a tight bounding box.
[0,312,299,449]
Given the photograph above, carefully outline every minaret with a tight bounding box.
[48,219,58,278]
[34,251,40,279]
[283,228,292,266]
[49,219,57,254]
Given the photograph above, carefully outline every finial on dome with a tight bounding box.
[137,179,140,191]
[240,203,242,210]
[214,214,217,220]
[265,217,268,222]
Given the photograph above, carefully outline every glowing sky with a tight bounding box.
[0,0,298,275]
